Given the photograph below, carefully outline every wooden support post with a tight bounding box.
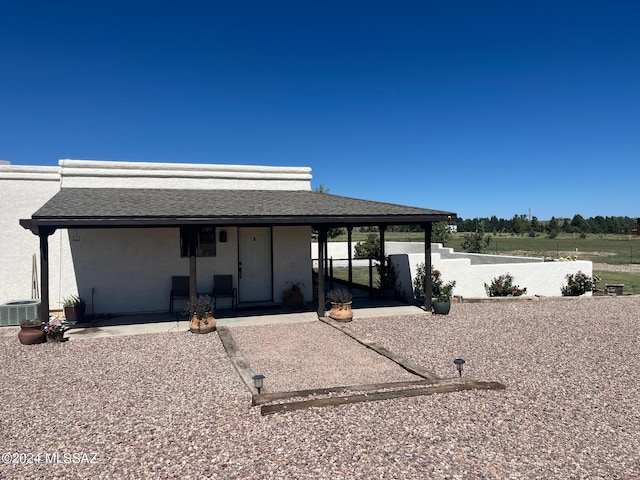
[188,227,198,300]
[38,227,55,323]
[347,226,353,287]
[317,227,327,317]
[424,223,433,312]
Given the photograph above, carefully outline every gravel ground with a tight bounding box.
[1,296,639,479]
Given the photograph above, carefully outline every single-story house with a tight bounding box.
[1,159,454,322]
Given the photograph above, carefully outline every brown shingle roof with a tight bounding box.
[26,188,455,229]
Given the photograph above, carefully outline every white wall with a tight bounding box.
[0,165,78,307]
[312,241,593,299]
[273,226,313,303]
[59,159,312,190]
[406,253,592,298]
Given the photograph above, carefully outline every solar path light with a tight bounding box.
[252,374,265,394]
[453,358,465,377]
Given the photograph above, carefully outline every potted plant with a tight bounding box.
[18,318,46,345]
[282,281,306,308]
[185,295,216,334]
[63,295,86,323]
[43,319,68,343]
[326,287,353,322]
[376,256,400,300]
[431,268,456,315]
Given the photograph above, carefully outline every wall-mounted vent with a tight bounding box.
[0,300,40,326]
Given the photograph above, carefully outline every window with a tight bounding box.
[180,226,216,257]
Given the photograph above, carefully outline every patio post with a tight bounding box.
[423,223,433,311]
[347,226,353,288]
[38,226,55,323]
[188,227,198,300]
[317,227,327,317]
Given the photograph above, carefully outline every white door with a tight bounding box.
[238,227,272,302]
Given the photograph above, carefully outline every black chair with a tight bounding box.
[169,276,190,313]
[212,274,237,311]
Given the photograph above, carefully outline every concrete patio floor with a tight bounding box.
[65,302,427,340]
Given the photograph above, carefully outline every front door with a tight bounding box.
[238,227,272,303]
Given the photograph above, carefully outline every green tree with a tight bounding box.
[431,222,452,246]
[354,234,380,259]
[461,221,492,253]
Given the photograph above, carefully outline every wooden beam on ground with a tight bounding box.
[217,326,257,394]
[260,380,506,416]
[252,378,441,406]
[320,316,442,381]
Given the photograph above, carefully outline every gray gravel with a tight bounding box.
[1,296,639,479]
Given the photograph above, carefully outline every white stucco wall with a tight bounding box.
[404,253,593,299]
[313,242,593,299]
[0,165,78,307]
[59,159,312,190]
[273,226,313,303]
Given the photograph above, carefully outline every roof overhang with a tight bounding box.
[20,188,456,233]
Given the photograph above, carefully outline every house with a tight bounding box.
[2,159,454,322]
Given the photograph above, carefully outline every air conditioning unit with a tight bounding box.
[0,300,40,326]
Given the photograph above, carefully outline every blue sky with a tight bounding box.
[1,1,638,220]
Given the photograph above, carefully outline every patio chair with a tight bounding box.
[212,274,237,311]
[169,276,190,313]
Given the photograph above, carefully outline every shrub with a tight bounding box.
[326,287,353,304]
[561,271,595,296]
[485,273,527,297]
[354,234,380,259]
[413,263,456,302]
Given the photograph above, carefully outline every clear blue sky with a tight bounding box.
[1,1,638,220]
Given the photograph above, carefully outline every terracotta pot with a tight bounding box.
[329,301,353,322]
[189,313,216,334]
[18,325,46,345]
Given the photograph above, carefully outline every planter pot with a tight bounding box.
[329,301,353,322]
[64,304,86,323]
[432,301,451,315]
[189,313,216,334]
[46,332,65,343]
[18,325,46,345]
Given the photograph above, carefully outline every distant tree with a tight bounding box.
[547,216,560,233]
[571,214,589,233]
[530,216,542,233]
[431,222,452,246]
[461,221,492,253]
[354,234,380,259]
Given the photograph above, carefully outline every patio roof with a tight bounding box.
[21,188,456,232]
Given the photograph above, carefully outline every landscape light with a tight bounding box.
[252,374,265,394]
[453,358,465,377]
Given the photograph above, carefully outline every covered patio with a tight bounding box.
[20,187,455,322]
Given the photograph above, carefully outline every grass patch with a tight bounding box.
[328,232,640,265]
[593,271,640,295]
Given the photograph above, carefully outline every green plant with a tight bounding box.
[43,320,67,334]
[461,229,492,253]
[19,318,42,327]
[354,234,380,259]
[414,263,456,302]
[485,273,527,297]
[376,257,399,290]
[184,295,214,320]
[63,295,86,307]
[326,287,353,304]
[561,271,596,296]
[431,267,456,302]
